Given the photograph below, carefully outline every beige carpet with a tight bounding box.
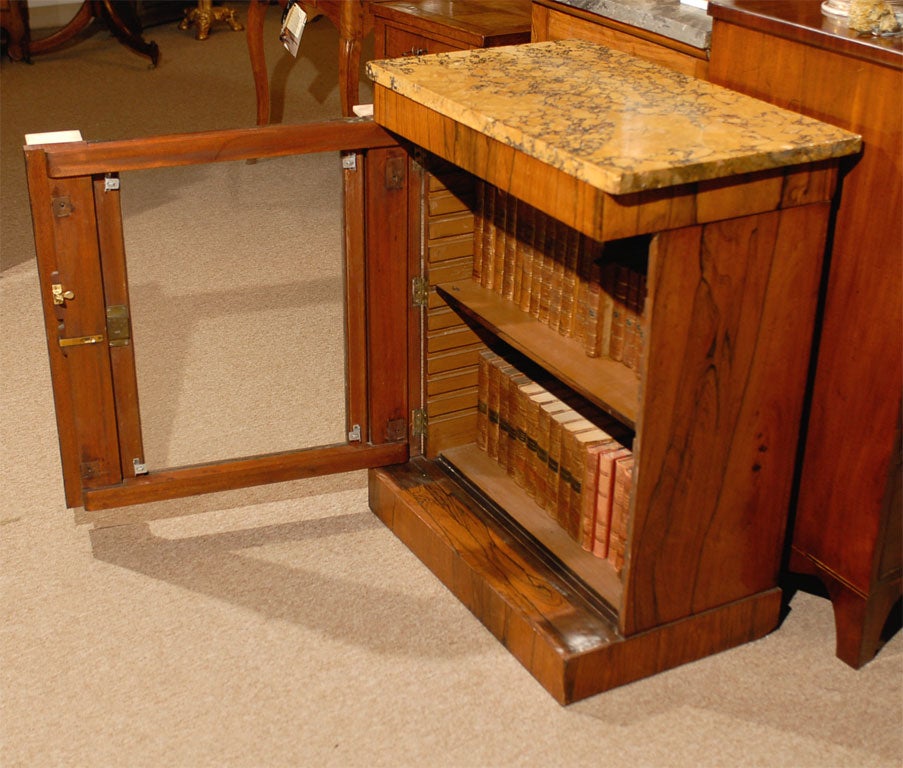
[1,7,901,767]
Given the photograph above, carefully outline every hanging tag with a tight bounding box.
[280,2,307,57]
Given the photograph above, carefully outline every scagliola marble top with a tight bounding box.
[367,39,861,195]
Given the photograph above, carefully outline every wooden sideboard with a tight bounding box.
[531,0,710,78]
[372,0,531,58]
[707,0,902,669]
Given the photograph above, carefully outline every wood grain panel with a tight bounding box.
[625,204,829,633]
[40,121,397,178]
[23,153,122,505]
[709,7,902,667]
[365,147,410,444]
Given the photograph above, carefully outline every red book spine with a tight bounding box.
[593,445,631,559]
[607,455,635,575]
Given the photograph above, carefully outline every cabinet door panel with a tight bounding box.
[25,120,410,511]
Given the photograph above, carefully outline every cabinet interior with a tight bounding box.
[418,155,654,614]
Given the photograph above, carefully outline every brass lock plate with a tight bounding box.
[106,305,131,346]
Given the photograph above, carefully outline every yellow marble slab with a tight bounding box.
[367,39,861,195]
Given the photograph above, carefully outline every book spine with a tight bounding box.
[537,215,557,325]
[476,349,492,452]
[547,220,567,334]
[622,267,641,370]
[472,180,485,285]
[592,445,631,559]
[512,381,541,489]
[504,196,519,302]
[608,264,630,362]
[486,353,502,460]
[492,188,508,295]
[607,454,635,575]
[597,259,617,359]
[544,411,564,519]
[481,187,496,290]
[517,203,536,313]
[580,238,604,357]
[558,423,593,539]
[558,226,581,339]
[546,411,583,522]
[529,212,547,320]
[524,389,554,499]
[496,363,518,472]
[635,272,648,378]
[578,438,616,550]
[533,399,561,511]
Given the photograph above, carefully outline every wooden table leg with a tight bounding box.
[337,0,363,117]
[2,0,31,62]
[247,0,270,125]
[246,0,370,124]
[28,0,158,66]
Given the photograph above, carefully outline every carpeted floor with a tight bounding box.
[1,6,901,767]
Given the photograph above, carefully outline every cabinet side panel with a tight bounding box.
[625,205,828,633]
[711,20,903,594]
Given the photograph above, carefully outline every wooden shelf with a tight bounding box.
[436,279,640,428]
[441,442,623,611]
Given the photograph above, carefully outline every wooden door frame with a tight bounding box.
[25,119,410,511]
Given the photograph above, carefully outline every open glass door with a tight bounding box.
[24,120,410,511]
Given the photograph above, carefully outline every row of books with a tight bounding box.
[471,183,648,372]
[476,349,635,574]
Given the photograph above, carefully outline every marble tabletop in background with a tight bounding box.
[551,0,713,50]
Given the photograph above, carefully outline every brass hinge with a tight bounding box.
[411,276,429,307]
[106,305,131,347]
[412,409,427,438]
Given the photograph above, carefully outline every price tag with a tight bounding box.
[280,1,308,57]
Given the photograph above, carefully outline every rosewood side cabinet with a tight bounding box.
[25,36,860,701]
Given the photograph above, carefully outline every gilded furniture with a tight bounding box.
[179,0,243,41]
